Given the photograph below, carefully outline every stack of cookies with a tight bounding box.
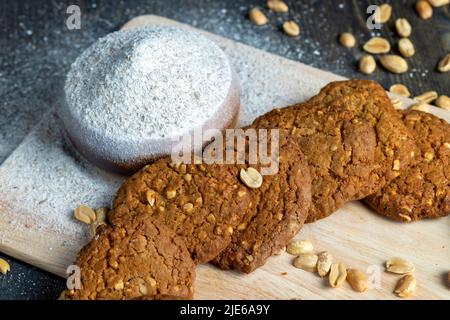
[64,80,449,300]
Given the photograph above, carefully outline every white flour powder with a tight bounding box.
[64,26,233,141]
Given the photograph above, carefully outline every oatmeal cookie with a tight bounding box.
[365,110,450,221]
[213,129,312,273]
[252,80,416,222]
[109,156,253,264]
[65,214,195,300]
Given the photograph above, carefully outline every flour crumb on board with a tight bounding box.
[0,112,123,248]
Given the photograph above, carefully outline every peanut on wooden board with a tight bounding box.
[389,84,411,98]
[347,268,368,292]
[386,257,415,274]
[293,253,318,272]
[286,239,313,255]
[410,103,429,113]
[329,262,347,288]
[317,251,333,277]
[394,274,416,298]
[415,91,438,104]
[435,95,450,110]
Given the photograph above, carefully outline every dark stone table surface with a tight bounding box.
[0,0,448,299]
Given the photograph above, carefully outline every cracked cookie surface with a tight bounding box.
[65,214,195,300]
[365,110,450,221]
[213,130,312,273]
[252,80,416,222]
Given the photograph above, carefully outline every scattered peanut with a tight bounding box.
[379,55,408,74]
[274,246,286,255]
[240,167,263,189]
[249,7,268,26]
[375,4,392,23]
[394,274,416,298]
[363,37,391,54]
[347,268,368,292]
[389,84,411,98]
[437,54,450,73]
[293,253,318,272]
[329,262,347,288]
[428,0,449,7]
[339,32,356,48]
[282,21,300,37]
[390,98,403,109]
[359,55,376,74]
[74,205,96,225]
[395,18,412,38]
[267,0,289,13]
[416,0,433,20]
[0,258,10,275]
[90,207,108,236]
[435,95,450,110]
[415,91,438,104]
[317,251,333,277]
[410,103,429,112]
[95,207,108,222]
[386,257,415,274]
[398,38,415,58]
[287,239,313,255]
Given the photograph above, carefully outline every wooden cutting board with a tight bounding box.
[0,15,448,300]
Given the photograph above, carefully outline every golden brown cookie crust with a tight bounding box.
[65,215,195,300]
[365,110,450,222]
[213,130,312,273]
[252,80,417,223]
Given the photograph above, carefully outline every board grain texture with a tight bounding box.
[0,15,449,300]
